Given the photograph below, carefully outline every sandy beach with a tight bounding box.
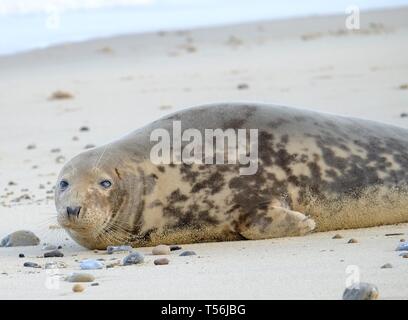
[0,7,408,299]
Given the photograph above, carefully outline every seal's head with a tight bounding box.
[55,146,146,249]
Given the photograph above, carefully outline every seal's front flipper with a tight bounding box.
[239,206,316,240]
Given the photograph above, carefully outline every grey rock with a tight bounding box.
[44,261,67,269]
[169,245,182,251]
[342,283,379,300]
[381,263,393,269]
[154,258,170,265]
[396,241,408,251]
[106,245,133,254]
[42,244,57,251]
[123,252,144,266]
[66,273,95,283]
[179,251,196,256]
[1,230,40,247]
[80,259,104,270]
[23,262,41,268]
[44,249,64,258]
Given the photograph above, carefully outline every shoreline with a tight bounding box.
[1,5,407,59]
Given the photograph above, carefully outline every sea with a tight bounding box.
[0,0,407,56]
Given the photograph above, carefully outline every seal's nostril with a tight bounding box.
[67,206,81,217]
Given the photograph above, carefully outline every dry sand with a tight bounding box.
[0,7,408,299]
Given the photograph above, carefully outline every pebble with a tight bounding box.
[42,244,57,251]
[19,253,25,258]
[91,283,99,286]
[106,260,121,268]
[26,144,36,150]
[80,259,104,270]
[122,252,144,266]
[154,258,170,265]
[342,283,379,300]
[23,262,41,268]
[401,253,408,258]
[401,239,406,242]
[106,245,133,254]
[84,144,96,149]
[45,261,67,269]
[396,241,408,251]
[44,249,64,258]
[55,156,66,164]
[66,273,95,283]
[332,234,343,239]
[152,244,170,255]
[50,148,61,153]
[79,126,90,132]
[179,251,196,256]
[169,245,182,251]
[0,230,40,247]
[381,263,393,269]
[347,238,358,244]
[72,284,85,293]
[50,90,73,100]
[237,83,249,90]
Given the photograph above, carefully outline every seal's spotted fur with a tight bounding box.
[56,103,408,249]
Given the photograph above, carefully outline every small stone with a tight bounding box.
[105,260,121,268]
[55,155,66,164]
[332,234,343,239]
[72,136,79,141]
[80,259,104,270]
[79,126,90,132]
[91,283,99,286]
[72,284,85,293]
[50,90,74,100]
[45,261,67,269]
[84,144,95,149]
[399,83,408,90]
[401,253,408,258]
[342,283,379,300]
[122,252,144,266]
[152,244,170,255]
[26,144,36,150]
[66,273,95,283]
[8,181,17,186]
[0,230,40,247]
[237,83,249,90]
[106,245,133,254]
[23,262,41,268]
[381,263,393,269]
[396,241,408,251]
[44,249,64,258]
[19,253,25,258]
[347,238,358,244]
[400,113,408,118]
[50,148,61,153]
[42,244,57,251]
[169,245,182,251]
[179,251,196,256]
[401,239,406,242]
[154,258,170,265]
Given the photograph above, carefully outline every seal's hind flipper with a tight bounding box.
[239,206,316,240]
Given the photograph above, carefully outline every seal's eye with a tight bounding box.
[59,180,69,190]
[100,180,112,189]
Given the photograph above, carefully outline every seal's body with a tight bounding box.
[56,103,408,249]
